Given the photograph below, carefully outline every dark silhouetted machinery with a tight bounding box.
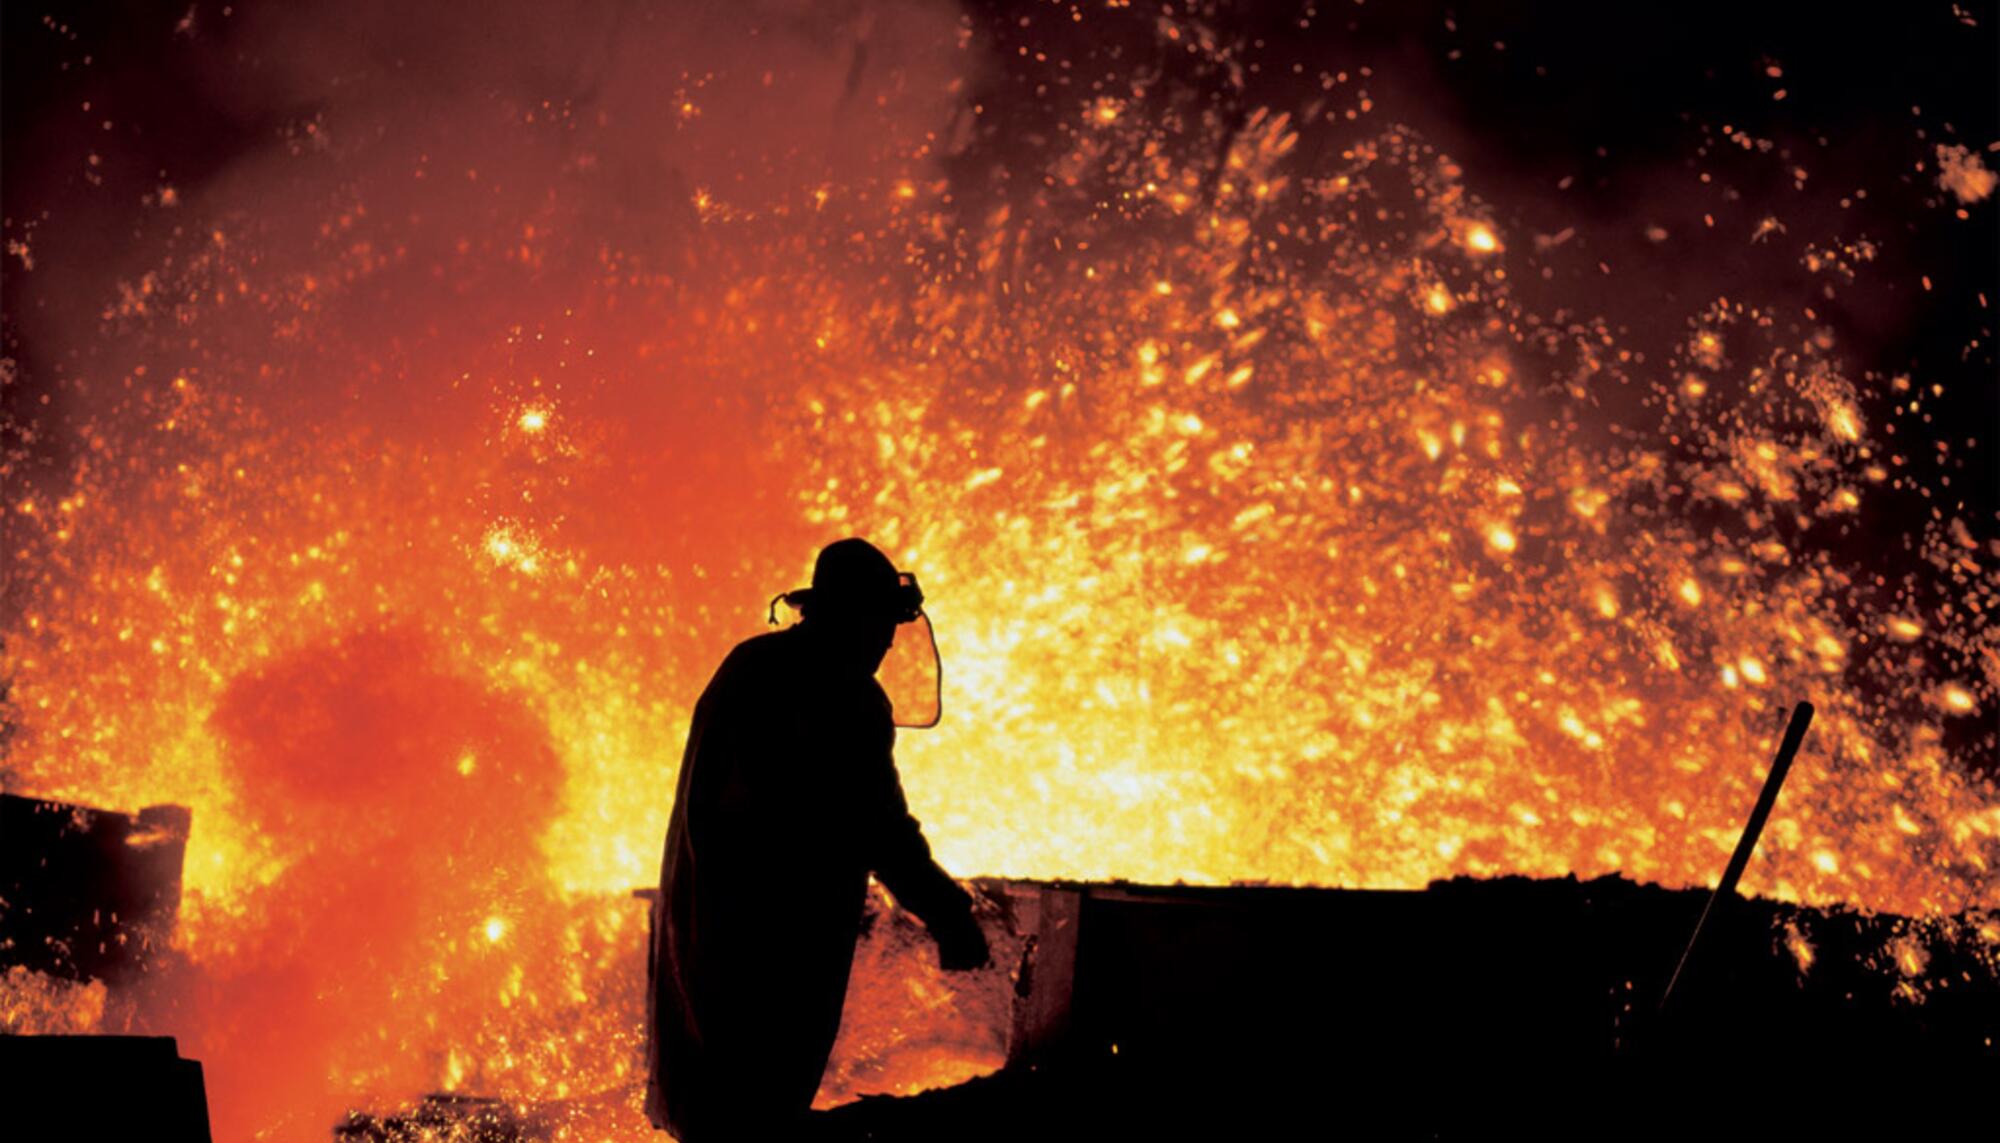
[1,793,212,1143]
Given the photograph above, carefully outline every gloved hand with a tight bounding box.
[933,909,990,972]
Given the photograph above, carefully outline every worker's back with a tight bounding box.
[650,625,891,1140]
[678,627,892,901]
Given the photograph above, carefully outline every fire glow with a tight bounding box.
[2,2,1996,1139]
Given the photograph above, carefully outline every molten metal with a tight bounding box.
[1,2,1995,1138]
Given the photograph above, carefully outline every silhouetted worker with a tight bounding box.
[646,538,990,1141]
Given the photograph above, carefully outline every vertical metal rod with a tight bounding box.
[1657,700,1815,1014]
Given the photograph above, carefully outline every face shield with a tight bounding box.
[768,570,943,729]
[878,605,941,729]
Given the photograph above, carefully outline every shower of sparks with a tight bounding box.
[1,2,1996,1139]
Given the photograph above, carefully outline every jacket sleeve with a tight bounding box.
[857,691,974,929]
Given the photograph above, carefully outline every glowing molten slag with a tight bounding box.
[1,23,1995,1143]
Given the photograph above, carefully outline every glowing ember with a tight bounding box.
[1462,223,1502,253]
[1937,143,1997,205]
[1783,922,1816,973]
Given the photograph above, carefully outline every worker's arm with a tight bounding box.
[857,693,989,970]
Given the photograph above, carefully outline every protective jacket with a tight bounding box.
[646,625,974,1141]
